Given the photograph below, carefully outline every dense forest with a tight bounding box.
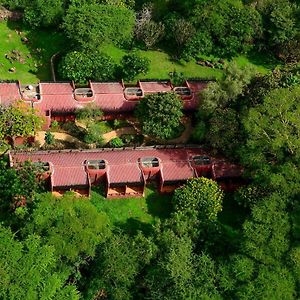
[0,0,299,299]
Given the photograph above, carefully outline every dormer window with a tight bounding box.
[124,87,143,97]
[192,156,211,166]
[74,88,93,98]
[174,87,192,96]
[141,157,159,168]
[86,159,106,170]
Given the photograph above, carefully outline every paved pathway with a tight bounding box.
[102,127,137,143]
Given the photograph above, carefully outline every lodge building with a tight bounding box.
[0,79,208,129]
[9,146,243,198]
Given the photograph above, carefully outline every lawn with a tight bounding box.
[101,44,280,82]
[90,186,172,234]
[0,21,65,83]
[0,20,279,84]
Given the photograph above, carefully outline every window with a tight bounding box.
[174,87,192,96]
[125,87,143,97]
[141,157,159,168]
[192,156,211,166]
[86,160,106,170]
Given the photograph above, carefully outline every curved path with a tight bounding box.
[35,131,86,147]
[102,127,137,143]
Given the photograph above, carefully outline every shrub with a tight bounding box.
[58,50,116,83]
[44,131,55,145]
[109,137,124,148]
[120,53,150,81]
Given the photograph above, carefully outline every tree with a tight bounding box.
[191,0,261,57]
[0,158,46,209]
[145,229,220,300]
[138,20,165,49]
[242,193,290,265]
[23,193,110,265]
[120,53,150,81]
[172,177,223,236]
[241,86,300,195]
[63,3,135,49]
[135,92,183,139]
[24,0,65,28]
[200,62,255,114]
[0,101,44,149]
[59,50,116,83]
[0,225,79,300]
[84,232,156,300]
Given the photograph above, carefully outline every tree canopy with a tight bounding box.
[135,92,183,139]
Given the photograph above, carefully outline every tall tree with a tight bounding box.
[63,3,135,49]
[0,225,79,300]
[135,92,183,140]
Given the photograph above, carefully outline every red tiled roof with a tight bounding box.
[108,164,143,184]
[0,83,21,106]
[139,81,173,93]
[39,82,74,95]
[0,80,209,116]
[91,82,124,94]
[212,161,244,179]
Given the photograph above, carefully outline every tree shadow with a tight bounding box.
[246,50,282,70]
[145,187,173,219]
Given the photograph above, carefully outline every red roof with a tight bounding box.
[0,80,208,115]
[139,81,173,93]
[0,83,21,106]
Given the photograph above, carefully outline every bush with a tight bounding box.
[58,50,116,83]
[120,53,150,81]
[75,105,103,123]
[109,137,124,148]
[44,131,55,145]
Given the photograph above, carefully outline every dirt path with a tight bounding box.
[36,131,86,147]
[102,127,136,143]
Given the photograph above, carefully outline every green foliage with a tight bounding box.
[0,225,79,300]
[145,229,219,299]
[24,0,65,28]
[135,92,183,139]
[200,62,255,113]
[84,121,111,145]
[44,131,55,145]
[191,120,207,143]
[85,232,156,300]
[241,86,300,194]
[23,193,110,264]
[0,101,44,149]
[109,137,124,148]
[58,50,116,83]
[191,0,262,58]
[75,104,103,124]
[173,177,223,222]
[63,3,135,49]
[120,53,150,81]
[242,193,290,265]
[0,158,45,209]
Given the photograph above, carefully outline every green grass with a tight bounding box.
[101,44,223,80]
[0,21,65,83]
[102,44,280,82]
[90,186,172,234]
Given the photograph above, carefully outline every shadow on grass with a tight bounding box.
[246,50,282,70]
[145,188,173,219]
